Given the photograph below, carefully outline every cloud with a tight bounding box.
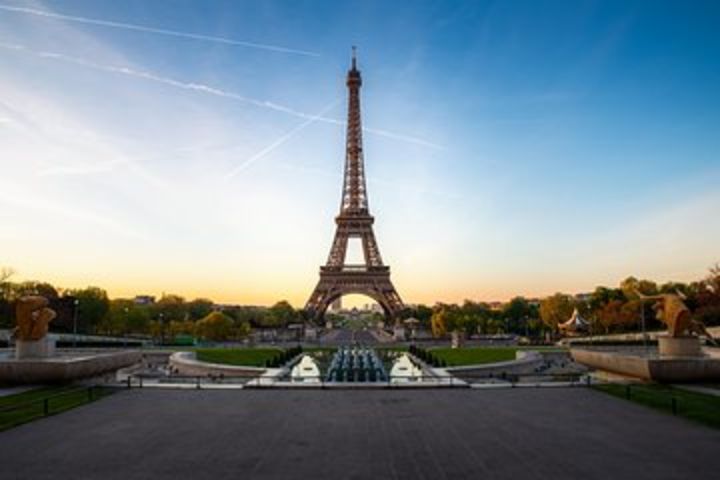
[0,181,146,240]
[0,3,320,56]
[0,42,443,150]
[225,100,339,179]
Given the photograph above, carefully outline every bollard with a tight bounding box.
[196,377,201,390]
[127,376,132,389]
[625,385,631,399]
[139,376,143,389]
[87,387,93,402]
[43,398,49,416]
[671,397,678,415]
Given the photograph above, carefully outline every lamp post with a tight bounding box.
[72,298,79,349]
[123,307,129,348]
[640,301,648,350]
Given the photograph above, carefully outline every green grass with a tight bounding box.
[593,383,720,429]
[427,346,568,367]
[195,348,283,367]
[429,347,518,366]
[0,386,114,431]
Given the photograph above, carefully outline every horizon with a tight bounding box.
[1,1,719,308]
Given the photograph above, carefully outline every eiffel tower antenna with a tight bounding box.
[305,48,404,321]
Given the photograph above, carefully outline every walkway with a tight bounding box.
[1,388,719,479]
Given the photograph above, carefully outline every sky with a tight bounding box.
[1,0,719,308]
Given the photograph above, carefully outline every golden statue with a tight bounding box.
[14,295,56,341]
[639,292,716,344]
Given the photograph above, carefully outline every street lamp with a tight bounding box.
[640,301,648,350]
[123,307,129,348]
[72,298,79,349]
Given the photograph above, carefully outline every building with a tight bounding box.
[134,295,156,305]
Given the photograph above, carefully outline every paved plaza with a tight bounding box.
[1,388,719,479]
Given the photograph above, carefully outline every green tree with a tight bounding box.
[64,287,110,334]
[265,300,297,328]
[187,298,214,320]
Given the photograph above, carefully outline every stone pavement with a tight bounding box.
[1,388,719,479]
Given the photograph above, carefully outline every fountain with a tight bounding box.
[389,353,423,383]
[290,354,321,382]
[325,347,387,382]
[0,296,141,384]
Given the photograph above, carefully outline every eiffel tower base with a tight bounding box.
[305,268,403,322]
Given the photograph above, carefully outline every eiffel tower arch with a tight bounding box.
[305,49,404,322]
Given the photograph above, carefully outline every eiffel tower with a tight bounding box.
[305,49,404,321]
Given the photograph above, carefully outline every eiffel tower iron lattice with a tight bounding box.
[305,49,404,321]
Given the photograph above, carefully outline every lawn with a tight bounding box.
[429,347,518,366]
[427,346,567,366]
[195,348,283,367]
[593,383,720,429]
[0,386,114,431]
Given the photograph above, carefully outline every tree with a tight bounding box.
[589,286,625,312]
[539,293,575,332]
[188,298,214,321]
[694,263,720,326]
[154,294,187,322]
[64,287,110,334]
[265,301,297,328]
[620,277,658,300]
[16,281,59,299]
[233,320,252,339]
[194,311,234,342]
[501,297,538,334]
[596,299,639,334]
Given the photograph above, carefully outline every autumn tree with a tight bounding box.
[194,311,234,342]
[539,293,575,332]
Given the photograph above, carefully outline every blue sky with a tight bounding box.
[0,0,718,306]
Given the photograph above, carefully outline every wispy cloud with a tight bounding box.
[0,3,320,57]
[0,181,146,240]
[0,42,442,150]
[225,100,339,179]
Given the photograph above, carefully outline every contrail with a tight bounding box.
[0,42,443,149]
[0,3,319,56]
[225,100,339,180]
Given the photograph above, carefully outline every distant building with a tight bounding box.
[134,295,156,305]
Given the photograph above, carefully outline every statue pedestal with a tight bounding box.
[15,337,56,360]
[658,335,702,357]
[393,325,406,341]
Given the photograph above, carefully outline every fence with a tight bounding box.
[125,371,592,389]
[0,386,109,431]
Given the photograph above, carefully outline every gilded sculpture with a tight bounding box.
[639,292,716,344]
[14,295,56,341]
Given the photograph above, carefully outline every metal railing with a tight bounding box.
[0,386,108,430]
[125,371,592,389]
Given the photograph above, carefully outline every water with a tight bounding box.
[325,347,387,382]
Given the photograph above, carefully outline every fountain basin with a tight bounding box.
[571,347,720,382]
[0,350,141,384]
